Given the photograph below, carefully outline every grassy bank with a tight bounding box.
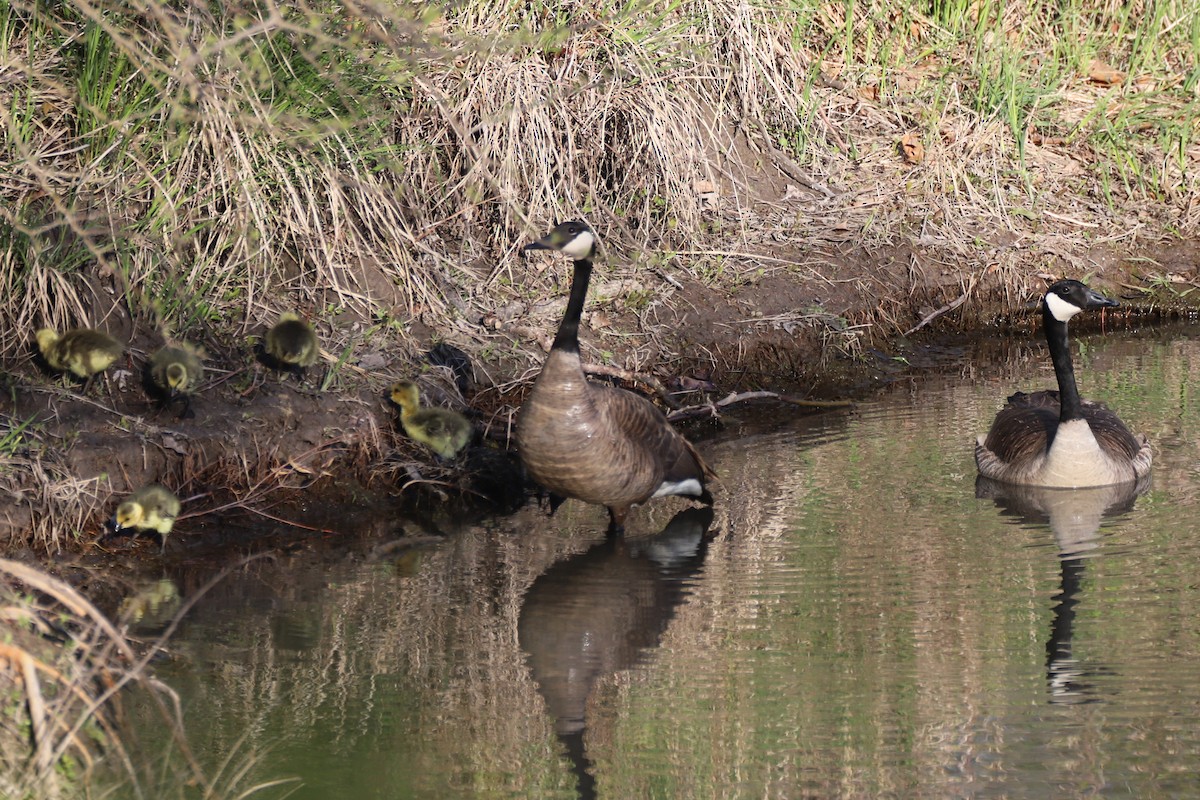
[1,0,1196,357]
[0,0,1195,539]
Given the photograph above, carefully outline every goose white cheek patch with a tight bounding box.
[1045,292,1082,322]
[561,230,595,260]
[651,478,703,499]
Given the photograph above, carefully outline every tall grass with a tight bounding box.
[0,0,1194,365]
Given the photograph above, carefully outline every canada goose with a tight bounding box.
[111,484,181,551]
[389,380,473,460]
[148,342,205,418]
[975,279,1152,488]
[35,327,123,391]
[264,312,319,380]
[517,220,715,532]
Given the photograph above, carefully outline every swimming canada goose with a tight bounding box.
[389,380,473,460]
[264,312,319,380]
[148,342,205,418]
[35,327,123,391]
[111,484,181,551]
[975,279,1152,488]
[516,220,715,532]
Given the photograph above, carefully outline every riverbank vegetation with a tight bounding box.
[0,0,1197,788]
[2,0,1196,359]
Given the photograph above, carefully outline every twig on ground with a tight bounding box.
[903,272,980,336]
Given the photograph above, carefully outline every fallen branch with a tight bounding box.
[582,363,680,409]
[903,272,980,336]
[666,390,853,423]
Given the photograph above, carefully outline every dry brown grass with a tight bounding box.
[1,0,1193,370]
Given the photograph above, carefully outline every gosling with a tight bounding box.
[111,484,181,551]
[148,342,205,419]
[35,327,123,393]
[264,312,319,381]
[389,380,473,461]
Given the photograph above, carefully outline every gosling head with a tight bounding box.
[35,328,60,356]
[525,220,596,261]
[389,380,420,413]
[1044,279,1118,323]
[164,362,188,395]
[113,501,145,533]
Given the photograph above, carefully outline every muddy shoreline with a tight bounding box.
[4,237,1198,560]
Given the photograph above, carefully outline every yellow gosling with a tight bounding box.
[149,342,205,418]
[389,380,473,460]
[36,327,123,392]
[112,484,181,551]
[265,312,319,381]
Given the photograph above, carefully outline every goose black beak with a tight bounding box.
[523,238,553,253]
[1083,288,1119,310]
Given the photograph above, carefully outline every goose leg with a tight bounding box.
[606,505,629,537]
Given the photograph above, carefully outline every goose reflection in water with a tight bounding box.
[976,476,1150,704]
[518,507,716,799]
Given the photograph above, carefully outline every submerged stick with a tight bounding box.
[666,390,853,422]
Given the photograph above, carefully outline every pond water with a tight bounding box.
[123,322,1200,799]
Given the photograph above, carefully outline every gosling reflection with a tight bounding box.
[976,476,1149,704]
[519,507,716,799]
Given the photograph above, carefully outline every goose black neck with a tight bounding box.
[551,258,592,353]
[1043,304,1083,422]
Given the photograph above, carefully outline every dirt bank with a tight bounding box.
[4,231,1197,558]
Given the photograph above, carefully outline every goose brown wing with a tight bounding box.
[594,384,714,491]
[1081,399,1147,462]
[982,390,1059,465]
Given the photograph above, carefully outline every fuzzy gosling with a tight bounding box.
[264,312,319,381]
[389,380,473,460]
[36,327,123,392]
[111,485,181,551]
[149,342,205,419]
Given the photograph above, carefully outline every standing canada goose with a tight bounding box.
[975,279,1152,488]
[517,220,715,533]
[111,484,181,551]
[389,380,473,460]
[264,312,319,380]
[35,327,123,392]
[148,342,205,419]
